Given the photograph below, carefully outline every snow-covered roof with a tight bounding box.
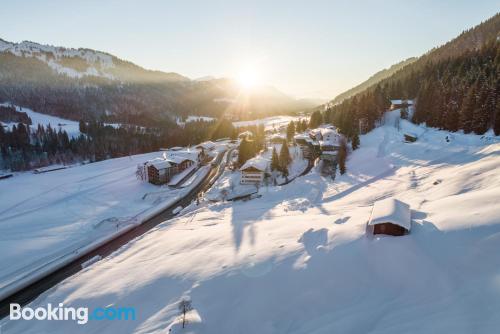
[320,128,337,137]
[239,156,269,172]
[368,198,411,231]
[270,134,286,140]
[309,128,322,138]
[391,99,414,105]
[146,158,172,170]
[163,150,199,163]
[195,141,216,150]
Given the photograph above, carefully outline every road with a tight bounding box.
[0,149,229,318]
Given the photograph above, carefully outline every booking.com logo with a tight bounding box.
[9,303,136,325]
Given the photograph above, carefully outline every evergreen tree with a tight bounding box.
[308,110,323,128]
[278,141,291,174]
[286,121,295,142]
[271,147,280,171]
[338,138,348,175]
[494,100,500,136]
[351,131,360,150]
[460,85,476,133]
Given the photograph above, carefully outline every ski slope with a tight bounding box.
[2,112,500,333]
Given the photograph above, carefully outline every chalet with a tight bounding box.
[239,157,269,184]
[294,134,316,159]
[318,129,342,162]
[390,99,414,110]
[367,198,411,236]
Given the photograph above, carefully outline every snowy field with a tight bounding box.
[233,115,305,131]
[0,151,211,298]
[0,103,133,138]
[1,103,81,138]
[2,111,500,333]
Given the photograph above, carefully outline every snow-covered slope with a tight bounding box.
[1,103,81,138]
[0,39,115,79]
[233,115,305,131]
[2,113,500,333]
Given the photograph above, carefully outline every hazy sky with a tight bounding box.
[2,0,498,99]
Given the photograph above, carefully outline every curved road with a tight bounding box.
[0,149,229,318]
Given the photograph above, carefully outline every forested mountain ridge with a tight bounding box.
[329,57,417,105]
[0,39,312,126]
[320,13,500,139]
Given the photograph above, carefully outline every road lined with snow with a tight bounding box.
[0,148,228,315]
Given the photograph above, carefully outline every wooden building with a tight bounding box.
[390,99,414,110]
[367,198,411,236]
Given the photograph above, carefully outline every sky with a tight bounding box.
[1,0,498,99]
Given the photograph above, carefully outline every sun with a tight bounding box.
[237,66,260,90]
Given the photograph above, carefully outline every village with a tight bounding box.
[135,101,417,238]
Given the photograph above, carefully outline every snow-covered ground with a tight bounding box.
[3,111,500,333]
[0,103,142,138]
[1,103,81,138]
[206,144,307,201]
[0,150,212,299]
[233,115,305,132]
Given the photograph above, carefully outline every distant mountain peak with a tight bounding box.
[0,38,116,79]
[194,75,216,81]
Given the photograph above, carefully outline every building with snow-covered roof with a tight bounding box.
[294,134,316,159]
[239,156,269,184]
[367,198,411,236]
[164,149,200,164]
[195,141,216,152]
[144,151,199,185]
[390,99,414,110]
[145,158,173,185]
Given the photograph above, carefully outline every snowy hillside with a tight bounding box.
[233,115,305,131]
[0,39,115,79]
[0,103,82,138]
[2,113,500,333]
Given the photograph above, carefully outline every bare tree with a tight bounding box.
[178,298,193,329]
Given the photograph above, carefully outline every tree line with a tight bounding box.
[0,117,239,171]
[320,35,500,137]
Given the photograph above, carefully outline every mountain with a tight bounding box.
[321,12,500,137]
[329,57,417,106]
[0,39,312,126]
